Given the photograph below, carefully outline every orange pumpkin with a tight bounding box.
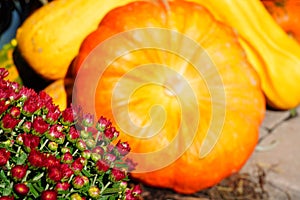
[262,0,300,42]
[72,0,265,194]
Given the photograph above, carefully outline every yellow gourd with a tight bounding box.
[43,79,68,110]
[0,39,22,85]
[16,0,137,80]
[187,0,300,110]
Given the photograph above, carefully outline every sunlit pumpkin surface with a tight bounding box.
[72,0,265,194]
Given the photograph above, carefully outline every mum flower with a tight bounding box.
[0,68,141,199]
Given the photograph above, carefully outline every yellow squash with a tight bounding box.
[0,39,22,85]
[16,0,137,80]
[188,0,300,110]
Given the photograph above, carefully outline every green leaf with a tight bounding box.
[102,187,120,195]
[28,183,39,198]
[16,151,28,165]
[33,182,43,193]
[0,170,9,184]
[32,172,44,182]
[2,186,12,196]
[81,168,91,177]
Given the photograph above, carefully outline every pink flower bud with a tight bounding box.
[67,127,80,143]
[76,139,86,151]
[55,182,70,191]
[132,184,142,195]
[61,152,73,164]
[72,175,85,189]
[81,150,91,159]
[9,106,20,118]
[96,116,111,132]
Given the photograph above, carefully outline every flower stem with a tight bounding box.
[95,131,101,143]
[68,174,74,184]
[22,170,31,182]
[65,141,69,147]
[72,149,78,156]
[40,139,49,150]
[101,181,111,194]
[45,183,49,190]
[92,174,98,186]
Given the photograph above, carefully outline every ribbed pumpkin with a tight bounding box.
[72,0,265,194]
[262,0,300,43]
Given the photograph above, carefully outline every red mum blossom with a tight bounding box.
[95,160,110,174]
[46,104,61,124]
[9,106,21,118]
[0,100,9,115]
[0,196,14,200]
[104,126,119,139]
[41,190,57,200]
[0,148,10,166]
[22,121,32,133]
[0,68,9,79]
[38,90,52,106]
[71,158,84,174]
[55,182,70,191]
[132,185,142,195]
[111,168,126,181]
[11,165,28,180]
[19,87,36,99]
[44,154,60,168]
[33,116,49,135]
[28,149,44,168]
[47,124,65,144]
[14,183,29,196]
[61,164,74,180]
[116,140,131,156]
[48,166,63,183]
[96,116,112,132]
[23,134,40,150]
[22,95,40,115]
[67,127,80,143]
[105,153,116,162]
[1,114,20,131]
[0,84,11,99]
[61,107,74,125]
